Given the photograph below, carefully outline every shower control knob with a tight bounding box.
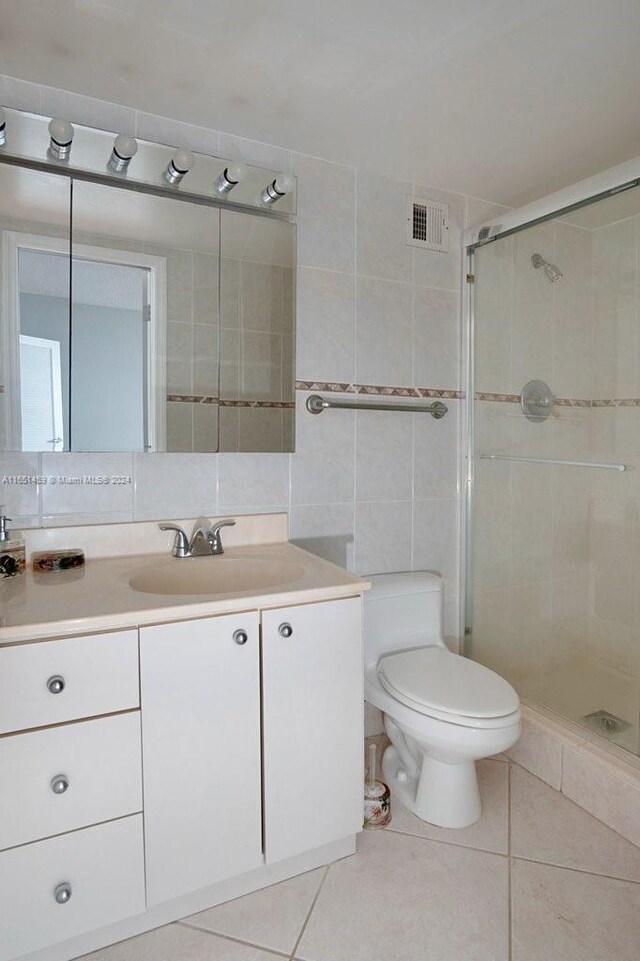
[47,675,65,695]
[233,629,248,645]
[278,622,293,638]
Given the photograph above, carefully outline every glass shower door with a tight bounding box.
[468,187,640,756]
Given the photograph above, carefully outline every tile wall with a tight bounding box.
[0,74,508,642]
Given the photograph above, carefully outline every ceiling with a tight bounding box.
[1,0,640,206]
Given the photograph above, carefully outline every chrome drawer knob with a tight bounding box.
[278,622,293,638]
[47,675,65,695]
[54,882,72,904]
[233,629,248,645]
[51,775,69,795]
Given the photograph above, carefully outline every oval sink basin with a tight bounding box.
[129,556,305,596]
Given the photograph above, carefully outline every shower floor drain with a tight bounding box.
[583,709,631,735]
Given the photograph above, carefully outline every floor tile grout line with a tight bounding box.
[511,854,640,886]
[288,863,331,960]
[176,920,290,958]
[383,826,508,857]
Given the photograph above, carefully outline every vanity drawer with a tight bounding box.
[0,712,142,851]
[0,629,139,734]
[0,814,145,961]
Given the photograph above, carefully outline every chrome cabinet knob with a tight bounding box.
[51,775,69,795]
[278,622,293,638]
[233,629,248,645]
[54,882,72,904]
[47,675,65,695]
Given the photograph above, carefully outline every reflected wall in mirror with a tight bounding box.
[72,182,220,453]
[219,211,295,452]
[0,165,71,452]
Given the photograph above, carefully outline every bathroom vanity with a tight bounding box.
[0,515,367,961]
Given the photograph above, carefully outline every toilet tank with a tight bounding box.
[363,572,444,667]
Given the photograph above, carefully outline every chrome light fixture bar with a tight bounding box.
[0,106,297,216]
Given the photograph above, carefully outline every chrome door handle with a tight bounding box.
[278,622,293,638]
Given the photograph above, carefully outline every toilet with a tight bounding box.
[364,572,520,828]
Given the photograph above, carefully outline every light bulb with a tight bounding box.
[0,107,5,148]
[108,133,138,173]
[260,172,295,205]
[214,161,247,194]
[163,147,194,185]
[48,117,74,160]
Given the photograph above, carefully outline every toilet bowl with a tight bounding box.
[364,572,520,828]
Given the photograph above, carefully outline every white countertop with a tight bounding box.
[0,541,369,644]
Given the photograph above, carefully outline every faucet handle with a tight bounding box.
[210,519,236,535]
[159,523,190,558]
[204,518,236,555]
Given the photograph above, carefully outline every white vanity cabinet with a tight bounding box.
[262,597,364,863]
[1,585,365,961]
[140,612,263,905]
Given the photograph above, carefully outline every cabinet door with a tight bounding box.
[140,613,262,905]
[262,597,364,864]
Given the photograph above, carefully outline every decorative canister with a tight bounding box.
[363,742,391,829]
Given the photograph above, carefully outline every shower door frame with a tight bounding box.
[460,154,640,656]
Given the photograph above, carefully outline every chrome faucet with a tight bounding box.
[160,519,236,558]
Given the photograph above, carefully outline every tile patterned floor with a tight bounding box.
[82,758,640,961]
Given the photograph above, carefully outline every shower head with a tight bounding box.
[531,253,562,283]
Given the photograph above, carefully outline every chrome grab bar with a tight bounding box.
[306,393,448,419]
[480,453,627,472]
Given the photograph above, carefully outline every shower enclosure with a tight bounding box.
[465,179,640,757]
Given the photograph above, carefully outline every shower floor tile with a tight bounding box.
[79,760,640,961]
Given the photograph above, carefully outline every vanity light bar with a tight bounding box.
[0,105,297,214]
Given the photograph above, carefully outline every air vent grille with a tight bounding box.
[406,198,449,252]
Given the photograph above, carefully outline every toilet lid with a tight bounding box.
[377,647,519,720]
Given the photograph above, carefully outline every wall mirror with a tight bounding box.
[0,109,296,453]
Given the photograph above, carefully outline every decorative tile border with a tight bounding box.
[167,395,294,409]
[295,381,464,400]
[475,392,640,408]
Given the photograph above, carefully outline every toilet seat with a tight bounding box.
[377,647,520,729]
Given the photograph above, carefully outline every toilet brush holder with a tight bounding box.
[363,742,391,829]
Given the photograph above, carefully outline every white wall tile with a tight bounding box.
[41,86,136,135]
[355,410,413,502]
[296,267,356,382]
[135,111,219,155]
[218,453,290,511]
[412,497,458,591]
[291,392,355,506]
[414,287,461,389]
[356,170,413,283]
[0,74,41,113]
[40,453,134,517]
[290,503,355,570]
[218,132,291,173]
[355,500,412,575]
[0,452,41,523]
[413,401,459,499]
[133,453,217,519]
[356,277,413,386]
[292,154,355,272]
